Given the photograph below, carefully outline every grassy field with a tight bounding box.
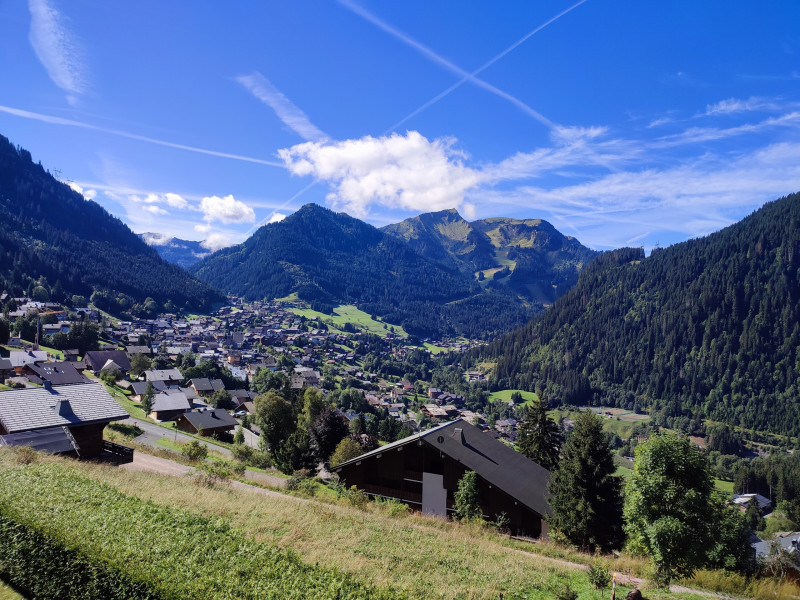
[0,450,664,600]
[489,389,540,406]
[0,580,25,600]
[550,408,649,440]
[290,304,408,338]
[2,449,794,599]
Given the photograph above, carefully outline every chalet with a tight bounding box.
[0,382,128,458]
[130,379,168,401]
[176,408,237,436]
[149,390,191,421]
[733,493,772,513]
[333,419,551,537]
[0,358,13,381]
[8,350,48,373]
[144,368,184,386]
[190,378,225,397]
[25,361,87,386]
[84,350,131,373]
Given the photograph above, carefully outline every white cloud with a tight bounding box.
[142,205,168,215]
[654,112,800,147]
[164,192,188,209]
[67,181,96,200]
[201,233,235,252]
[127,191,188,209]
[268,212,287,224]
[279,131,482,217]
[237,72,328,142]
[194,224,210,233]
[28,0,85,98]
[141,232,173,246]
[200,194,255,224]
[703,96,774,116]
[485,141,800,248]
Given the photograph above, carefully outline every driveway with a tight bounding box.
[122,417,233,458]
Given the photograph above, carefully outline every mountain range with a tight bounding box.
[189,204,596,338]
[138,233,211,268]
[0,136,223,315]
[474,192,800,436]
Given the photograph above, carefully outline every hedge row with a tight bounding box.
[0,462,404,600]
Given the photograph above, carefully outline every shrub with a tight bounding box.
[181,440,208,462]
[374,497,409,517]
[588,562,611,592]
[230,443,253,463]
[11,446,38,465]
[554,584,578,600]
[345,485,369,510]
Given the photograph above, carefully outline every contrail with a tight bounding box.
[387,0,590,133]
[339,0,555,130]
[0,104,285,167]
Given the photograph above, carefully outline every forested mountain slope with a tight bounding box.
[476,193,800,436]
[0,135,223,314]
[384,210,597,305]
[191,204,539,338]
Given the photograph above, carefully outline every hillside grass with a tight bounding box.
[290,304,408,338]
[0,450,664,600]
[489,389,540,406]
[0,580,25,600]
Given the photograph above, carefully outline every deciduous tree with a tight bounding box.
[624,432,716,585]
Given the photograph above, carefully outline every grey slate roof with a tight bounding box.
[334,418,552,518]
[181,408,238,431]
[144,368,183,382]
[191,378,213,392]
[0,382,128,433]
[84,350,131,372]
[27,361,87,386]
[8,350,48,368]
[130,380,168,395]
[151,390,190,413]
[0,358,13,371]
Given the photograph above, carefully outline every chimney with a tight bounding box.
[452,428,465,444]
[54,399,73,417]
[43,380,52,391]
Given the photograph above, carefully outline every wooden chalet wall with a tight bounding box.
[69,423,106,458]
[337,438,544,537]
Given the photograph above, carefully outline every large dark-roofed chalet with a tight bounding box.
[332,418,551,537]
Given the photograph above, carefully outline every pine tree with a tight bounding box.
[141,382,155,415]
[547,410,623,551]
[516,400,561,470]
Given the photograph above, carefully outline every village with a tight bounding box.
[0,293,798,583]
[0,294,507,448]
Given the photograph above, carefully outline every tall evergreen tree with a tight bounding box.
[454,470,482,521]
[516,401,561,470]
[141,382,155,415]
[547,410,623,551]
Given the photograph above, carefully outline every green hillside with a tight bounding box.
[476,193,800,436]
[384,209,597,305]
[191,204,539,339]
[0,135,223,314]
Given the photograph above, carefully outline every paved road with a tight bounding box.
[122,417,233,458]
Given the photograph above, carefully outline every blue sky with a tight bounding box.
[1,1,799,252]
